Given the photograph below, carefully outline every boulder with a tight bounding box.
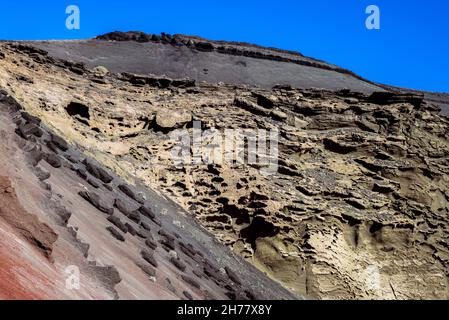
[76,168,88,180]
[179,242,198,260]
[54,206,72,226]
[128,210,141,223]
[145,238,158,250]
[118,184,145,204]
[28,144,43,166]
[194,42,214,52]
[136,262,156,278]
[107,215,128,233]
[106,226,125,242]
[87,178,100,189]
[114,198,138,216]
[46,141,60,153]
[136,226,152,239]
[92,65,109,77]
[16,122,43,139]
[83,159,114,183]
[125,222,137,236]
[43,153,62,168]
[139,205,155,219]
[158,229,175,242]
[50,133,69,151]
[21,111,41,125]
[79,190,114,215]
[154,110,192,132]
[181,275,200,289]
[159,237,176,251]
[141,249,158,268]
[34,167,50,181]
[169,257,186,272]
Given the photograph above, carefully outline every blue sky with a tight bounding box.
[1,0,448,92]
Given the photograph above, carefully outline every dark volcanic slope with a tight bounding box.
[26,32,449,116]
[26,38,383,93]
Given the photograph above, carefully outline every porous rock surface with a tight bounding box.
[1,35,449,300]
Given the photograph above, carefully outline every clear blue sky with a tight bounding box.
[1,0,448,92]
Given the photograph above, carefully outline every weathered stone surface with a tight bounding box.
[79,191,114,215]
[125,222,137,236]
[169,257,186,272]
[136,262,156,278]
[107,215,128,233]
[181,275,200,289]
[21,111,41,125]
[16,122,43,139]
[83,159,114,183]
[54,206,72,226]
[234,97,270,116]
[4,37,449,301]
[139,205,155,219]
[140,221,151,231]
[136,226,152,239]
[145,238,158,250]
[106,226,125,242]
[154,110,192,132]
[141,249,158,268]
[270,109,288,121]
[118,184,145,204]
[43,153,62,168]
[34,167,50,181]
[50,133,69,151]
[87,178,100,189]
[92,65,109,77]
[114,198,138,217]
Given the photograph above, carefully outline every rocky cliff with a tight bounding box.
[0,33,448,299]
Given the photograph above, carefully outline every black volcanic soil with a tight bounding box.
[25,39,383,93]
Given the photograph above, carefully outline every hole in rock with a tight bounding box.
[66,102,90,120]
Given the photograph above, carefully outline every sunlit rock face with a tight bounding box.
[0,34,448,300]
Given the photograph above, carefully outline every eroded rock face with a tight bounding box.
[1,40,448,300]
[154,110,192,133]
[0,50,296,301]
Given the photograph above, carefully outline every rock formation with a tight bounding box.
[0,33,448,300]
